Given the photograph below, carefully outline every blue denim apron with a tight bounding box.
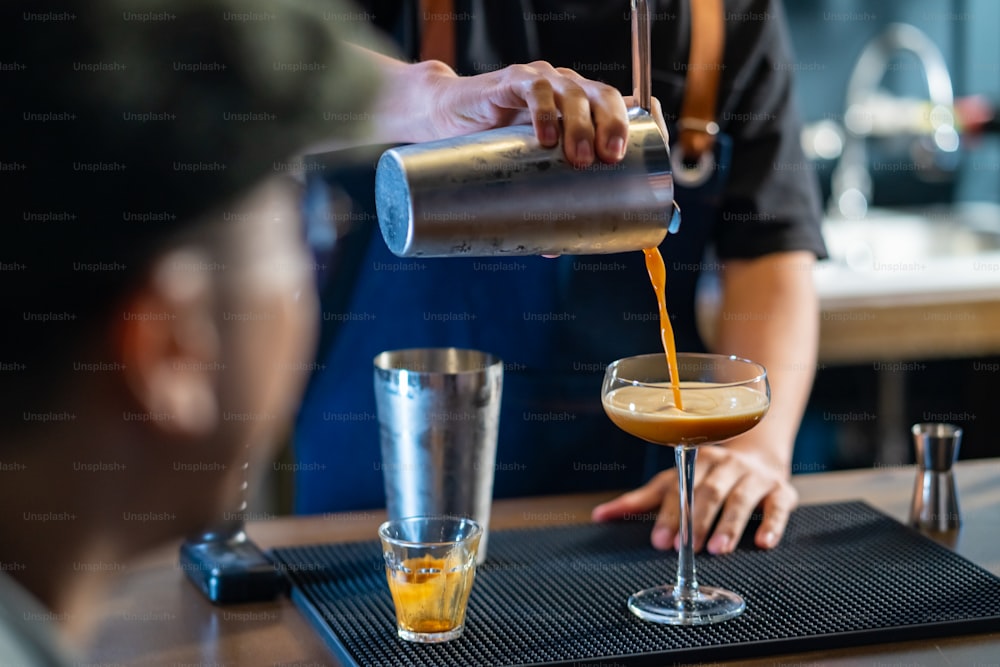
[294,133,732,513]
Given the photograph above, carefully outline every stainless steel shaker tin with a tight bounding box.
[374,0,680,258]
[375,108,676,257]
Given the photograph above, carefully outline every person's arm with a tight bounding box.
[685,250,817,551]
[326,46,631,167]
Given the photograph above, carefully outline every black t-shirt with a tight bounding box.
[360,0,827,261]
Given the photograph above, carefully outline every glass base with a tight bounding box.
[628,585,745,625]
[397,625,464,643]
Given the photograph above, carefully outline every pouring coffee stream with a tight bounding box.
[634,0,683,410]
[643,247,684,411]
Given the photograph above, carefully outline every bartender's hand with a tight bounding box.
[358,48,631,167]
[591,442,798,554]
[427,61,631,167]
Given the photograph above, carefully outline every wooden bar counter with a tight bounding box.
[87,459,1000,666]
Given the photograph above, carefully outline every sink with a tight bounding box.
[696,202,1000,358]
[812,202,1000,309]
[821,203,1000,272]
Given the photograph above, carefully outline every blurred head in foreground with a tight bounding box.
[0,0,378,644]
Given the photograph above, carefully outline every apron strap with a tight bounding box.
[678,0,725,160]
[419,0,457,67]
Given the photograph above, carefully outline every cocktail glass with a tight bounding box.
[602,352,770,625]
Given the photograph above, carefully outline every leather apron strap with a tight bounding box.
[678,0,725,160]
[419,0,456,66]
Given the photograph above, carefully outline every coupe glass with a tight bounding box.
[602,352,770,625]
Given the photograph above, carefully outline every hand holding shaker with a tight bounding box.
[374,0,680,257]
[373,348,502,563]
[909,423,962,546]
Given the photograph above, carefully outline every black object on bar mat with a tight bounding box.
[270,501,1000,666]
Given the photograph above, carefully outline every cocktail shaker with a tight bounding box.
[374,0,680,257]
[909,423,962,545]
[374,348,503,563]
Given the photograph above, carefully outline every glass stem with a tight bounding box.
[674,444,699,601]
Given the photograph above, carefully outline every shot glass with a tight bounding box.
[378,516,482,643]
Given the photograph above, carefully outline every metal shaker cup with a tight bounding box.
[373,348,503,563]
[374,0,679,257]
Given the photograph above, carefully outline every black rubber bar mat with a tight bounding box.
[270,501,1000,666]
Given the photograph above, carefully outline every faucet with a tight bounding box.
[829,23,958,219]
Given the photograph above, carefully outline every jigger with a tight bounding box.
[909,423,962,541]
[374,0,680,257]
